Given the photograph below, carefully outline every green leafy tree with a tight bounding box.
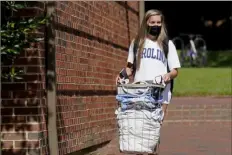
[1,1,48,80]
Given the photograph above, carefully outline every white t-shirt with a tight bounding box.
[127,38,181,104]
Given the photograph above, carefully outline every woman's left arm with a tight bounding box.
[163,68,178,83]
[169,68,179,79]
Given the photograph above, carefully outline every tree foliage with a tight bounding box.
[1,1,48,80]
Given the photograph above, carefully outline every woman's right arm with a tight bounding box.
[115,40,135,84]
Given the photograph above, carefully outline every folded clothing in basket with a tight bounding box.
[116,94,163,111]
[115,108,163,153]
[115,107,164,122]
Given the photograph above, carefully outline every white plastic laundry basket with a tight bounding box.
[115,81,165,154]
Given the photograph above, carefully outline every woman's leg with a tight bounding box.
[147,136,161,155]
[161,103,168,124]
[148,104,169,155]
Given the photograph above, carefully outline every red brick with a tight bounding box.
[1,141,14,149]
[2,149,27,155]
[1,108,13,116]
[12,90,44,98]
[14,107,40,115]
[1,116,27,123]
[2,83,25,91]
[1,99,42,107]
[1,91,12,98]
[15,123,41,132]
[20,74,44,82]
[1,124,15,132]
[14,57,45,66]
[1,133,25,140]
[26,66,44,74]
[25,48,45,57]
[15,140,39,148]
[27,83,45,90]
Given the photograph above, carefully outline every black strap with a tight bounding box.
[167,64,174,93]
[132,39,138,77]
[164,39,174,93]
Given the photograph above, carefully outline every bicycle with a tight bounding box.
[172,33,208,67]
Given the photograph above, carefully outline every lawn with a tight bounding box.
[173,68,231,96]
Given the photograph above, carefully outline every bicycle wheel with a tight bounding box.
[194,37,208,67]
[172,37,186,66]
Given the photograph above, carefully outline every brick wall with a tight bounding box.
[54,1,139,154]
[1,2,48,155]
[1,1,140,155]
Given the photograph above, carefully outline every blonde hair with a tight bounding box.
[134,9,168,71]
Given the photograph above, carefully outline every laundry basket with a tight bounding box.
[115,81,165,154]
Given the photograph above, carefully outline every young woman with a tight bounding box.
[116,9,181,155]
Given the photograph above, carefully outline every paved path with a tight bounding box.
[159,124,231,155]
[95,96,231,155]
[95,123,231,155]
[170,96,231,105]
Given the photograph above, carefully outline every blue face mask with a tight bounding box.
[147,25,161,36]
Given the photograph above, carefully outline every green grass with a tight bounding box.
[173,68,232,96]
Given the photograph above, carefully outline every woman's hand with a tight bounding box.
[115,67,133,85]
[163,73,171,84]
[115,74,121,85]
[163,68,179,84]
